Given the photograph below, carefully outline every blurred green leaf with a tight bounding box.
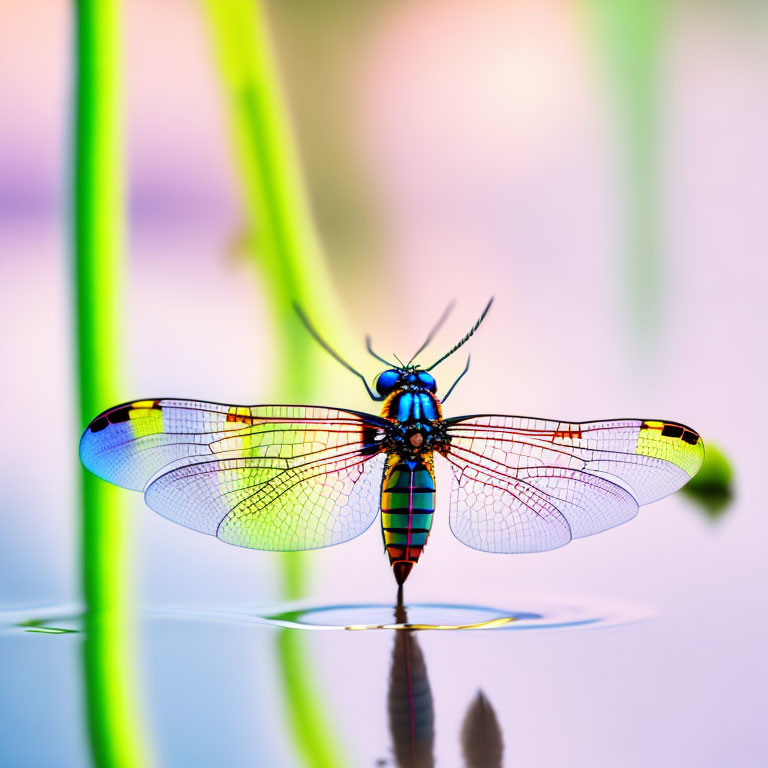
[681,443,735,521]
[18,619,79,635]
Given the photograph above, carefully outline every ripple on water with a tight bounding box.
[259,599,648,631]
[0,598,650,635]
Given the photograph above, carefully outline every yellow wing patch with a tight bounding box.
[638,421,704,478]
[127,400,163,437]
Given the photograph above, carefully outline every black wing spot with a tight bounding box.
[682,430,699,445]
[661,424,684,439]
[108,406,132,424]
[90,416,109,433]
[92,401,162,430]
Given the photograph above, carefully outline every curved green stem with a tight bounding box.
[203,0,349,399]
[203,3,353,766]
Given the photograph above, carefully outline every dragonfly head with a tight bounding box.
[375,368,437,398]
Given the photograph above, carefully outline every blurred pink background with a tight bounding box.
[1,1,766,766]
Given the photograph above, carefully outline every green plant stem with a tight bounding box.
[588,0,665,349]
[203,0,348,401]
[277,631,349,768]
[203,3,352,766]
[204,0,356,600]
[73,1,151,765]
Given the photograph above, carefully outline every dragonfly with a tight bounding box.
[79,300,704,589]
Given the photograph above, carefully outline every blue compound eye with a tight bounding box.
[375,369,401,397]
[417,371,437,393]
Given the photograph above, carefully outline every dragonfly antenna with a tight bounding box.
[426,298,493,372]
[365,335,396,368]
[407,300,456,365]
[294,304,383,400]
[440,355,471,403]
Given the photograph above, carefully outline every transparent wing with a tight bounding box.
[80,399,388,550]
[445,457,573,553]
[443,415,703,553]
[146,451,387,551]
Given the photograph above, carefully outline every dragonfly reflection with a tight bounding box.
[383,602,504,768]
[387,603,435,768]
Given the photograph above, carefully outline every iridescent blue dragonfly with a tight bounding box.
[80,300,703,586]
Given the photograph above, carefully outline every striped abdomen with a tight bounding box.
[381,455,436,585]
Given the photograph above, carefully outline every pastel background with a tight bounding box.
[1,1,765,767]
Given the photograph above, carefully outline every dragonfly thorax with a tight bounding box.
[380,386,447,457]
